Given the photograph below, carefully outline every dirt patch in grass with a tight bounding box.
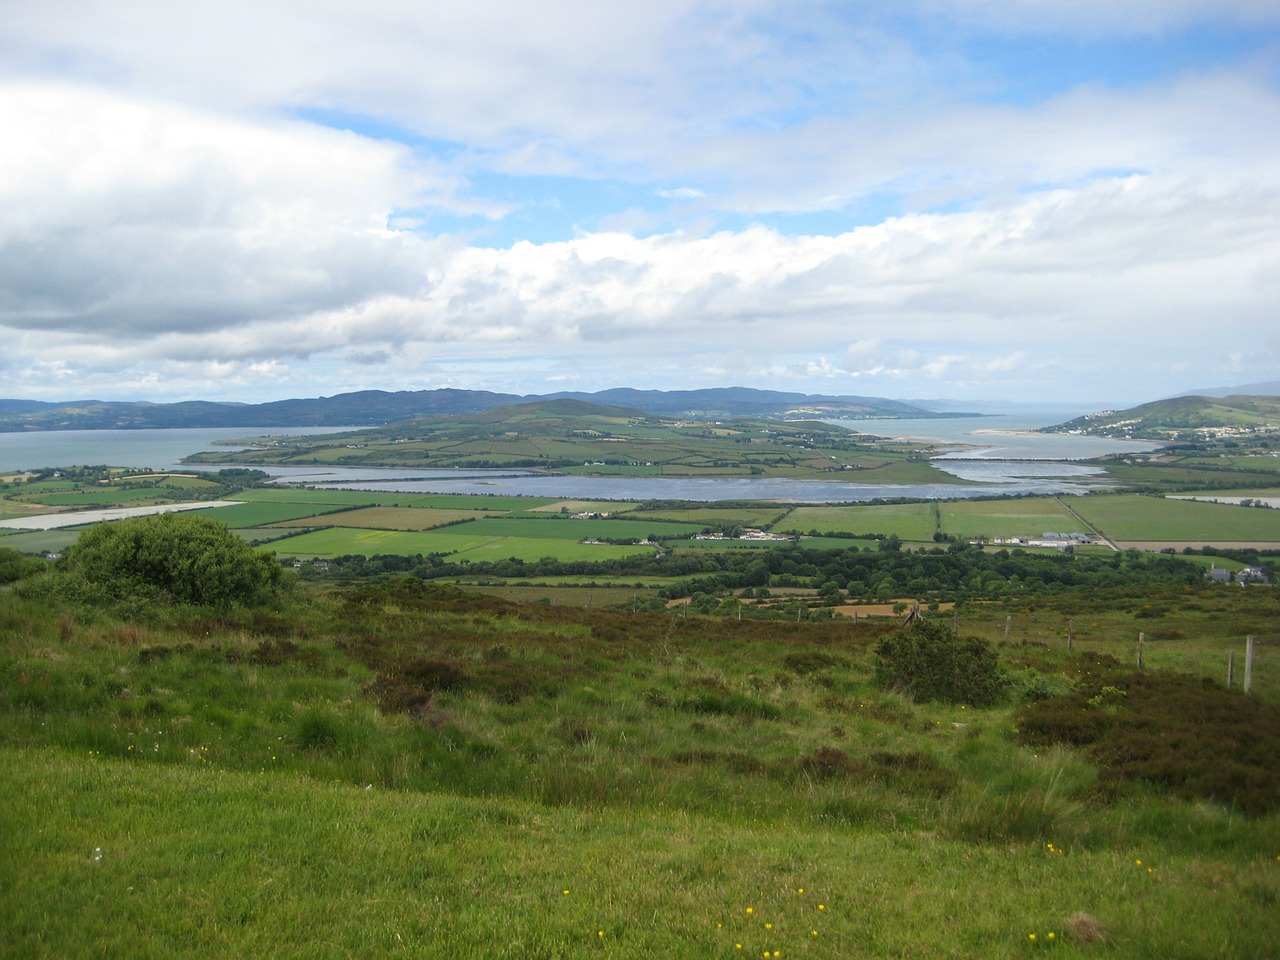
[832,602,955,618]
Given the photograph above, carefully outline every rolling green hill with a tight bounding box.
[182,400,956,481]
[1045,394,1280,441]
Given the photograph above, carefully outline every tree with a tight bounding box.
[67,512,282,608]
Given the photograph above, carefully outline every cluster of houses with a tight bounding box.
[694,529,792,542]
[970,532,1100,550]
[1207,564,1270,585]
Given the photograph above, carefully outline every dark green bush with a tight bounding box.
[874,619,1009,706]
[0,547,45,584]
[64,513,282,609]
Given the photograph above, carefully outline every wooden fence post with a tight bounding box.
[1227,650,1235,689]
[1244,635,1254,694]
[1067,619,1074,654]
[1137,632,1145,671]
[1004,615,1011,643]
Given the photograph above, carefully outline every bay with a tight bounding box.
[0,427,354,474]
[0,410,1152,503]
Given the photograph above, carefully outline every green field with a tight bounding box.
[785,503,938,541]
[940,498,1086,540]
[454,516,705,542]
[265,527,657,562]
[627,506,792,528]
[1071,495,1280,542]
[15,486,176,506]
[269,506,503,531]
[0,529,81,553]
[187,501,351,528]
[522,500,641,514]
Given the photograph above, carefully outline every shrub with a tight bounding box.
[0,547,45,584]
[874,619,1009,706]
[65,513,282,609]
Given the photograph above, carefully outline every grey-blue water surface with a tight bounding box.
[0,427,356,474]
[0,412,1159,503]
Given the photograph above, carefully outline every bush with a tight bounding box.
[0,547,46,584]
[874,619,1009,706]
[65,512,282,608]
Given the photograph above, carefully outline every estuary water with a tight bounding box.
[0,426,356,474]
[0,411,1159,503]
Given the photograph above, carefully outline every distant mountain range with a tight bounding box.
[0,387,964,432]
[1173,379,1280,400]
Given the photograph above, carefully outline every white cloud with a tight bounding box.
[0,82,465,339]
[6,165,1273,402]
[1,2,1276,403]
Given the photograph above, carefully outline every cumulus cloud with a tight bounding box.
[1,2,1276,403]
[8,164,1273,401]
[0,82,463,339]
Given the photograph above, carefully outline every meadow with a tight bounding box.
[268,527,657,563]
[1,578,1278,959]
[1070,495,1280,544]
[785,503,939,540]
[940,499,1086,541]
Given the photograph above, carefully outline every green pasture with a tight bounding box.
[1,478,79,493]
[520,500,641,514]
[268,506,499,531]
[14,486,174,506]
[627,506,792,528]
[264,527,656,562]
[785,503,938,540]
[1100,461,1280,490]
[0,529,80,553]
[454,516,705,542]
[150,474,223,489]
[1071,494,1280,543]
[186,501,350,528]
[940,498,1086,540]
[1177,455,1280,474]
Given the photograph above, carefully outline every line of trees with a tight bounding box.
[299,540,1231,603]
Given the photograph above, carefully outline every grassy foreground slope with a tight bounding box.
[2,575,1280,958]
[6,747,1278,960]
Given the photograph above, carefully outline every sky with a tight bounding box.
[1,1,1278,408]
